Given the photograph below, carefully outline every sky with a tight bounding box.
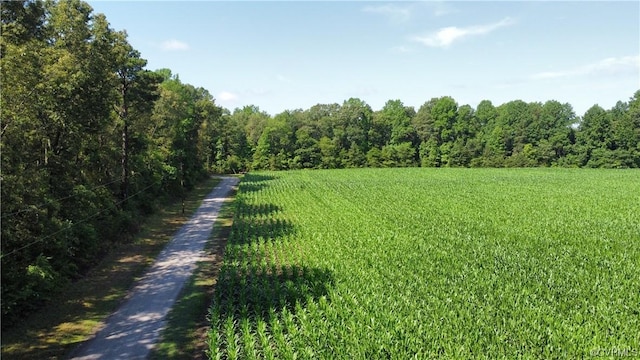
[86,1,640,117]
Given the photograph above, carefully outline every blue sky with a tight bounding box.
[87,1,639,117]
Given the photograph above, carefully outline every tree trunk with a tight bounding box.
[121,122,128,202]
[120,94,129,203]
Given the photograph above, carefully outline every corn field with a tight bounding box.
[207,168,640,359]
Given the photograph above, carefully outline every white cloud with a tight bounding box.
[218,91,239,102]
[531,55,640,80]
[412,17,516,48]
[364,2,456,22]
[429,1,457,17]
[391,45,414,53]
[348,86,379,98]
[160,39,190,51]
[276,74,292,83]
[363,4,412,22]
[246,88,270,96]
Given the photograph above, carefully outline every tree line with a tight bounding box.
[224,94,639,171]
[1,0,639,326]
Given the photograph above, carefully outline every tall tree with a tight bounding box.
[112,31,161,201]
[414,96,458,167]
[335,98,373,164]
[537,101,576,165]
[624,91,640,166]
[379,99,416,145]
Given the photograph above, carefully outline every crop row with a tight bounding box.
[207,168,640,359]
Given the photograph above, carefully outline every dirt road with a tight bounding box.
[69,177,239,360]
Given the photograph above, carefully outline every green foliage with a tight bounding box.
[209,168,640,358]
[380,142,416,167]
[2,0,638,334]
[0,0,224,327]
[224,91,637,171]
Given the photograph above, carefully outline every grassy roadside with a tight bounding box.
[148,181,238,360]
[1,176,225,360]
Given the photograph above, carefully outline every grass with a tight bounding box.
[149,181,238,360]
[0,176,222,360]
[207,168,640,359]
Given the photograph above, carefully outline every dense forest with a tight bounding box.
[1,0,639,327]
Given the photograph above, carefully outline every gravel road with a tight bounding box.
[69,176,239,360]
